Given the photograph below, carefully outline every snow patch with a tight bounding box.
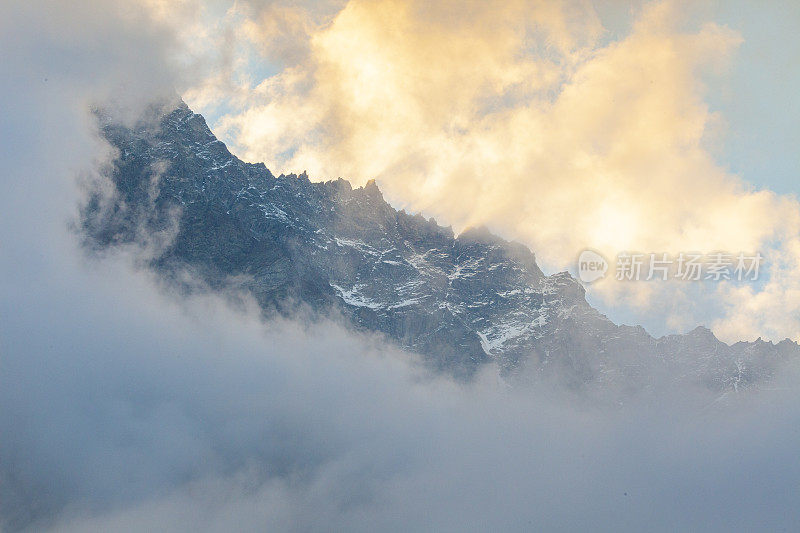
[331,283,382,309]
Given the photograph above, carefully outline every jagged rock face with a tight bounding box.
[85,101,799,387]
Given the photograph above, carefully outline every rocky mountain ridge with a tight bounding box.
[84,100,800,389]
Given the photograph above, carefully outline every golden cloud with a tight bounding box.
[177,0,800,342]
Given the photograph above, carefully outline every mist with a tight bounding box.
[3,1,800,532]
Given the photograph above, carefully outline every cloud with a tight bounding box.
[5,1,800,532]
[184,0,800,342]
[6,255,800,532]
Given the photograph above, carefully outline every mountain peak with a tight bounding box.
[457,225,503,244]
[87,101,800,388]
[362,178,383,200]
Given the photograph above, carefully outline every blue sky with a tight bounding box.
[712,0,800,196]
